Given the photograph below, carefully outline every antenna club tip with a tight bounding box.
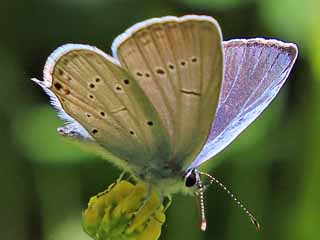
[255,222,261,230]
[251,217,260,230]
[200,220,207,231]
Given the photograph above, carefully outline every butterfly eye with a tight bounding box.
[185,169,198,187]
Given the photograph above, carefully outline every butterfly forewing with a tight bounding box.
[191,39,298,167]
[43,45,171,168]
[113,16,223,169]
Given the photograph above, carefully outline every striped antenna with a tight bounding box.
[196,176,207,231]
[199,171,260,230]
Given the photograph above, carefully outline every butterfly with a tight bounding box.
[32,15,297,231]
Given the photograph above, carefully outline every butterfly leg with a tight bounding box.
[96,172,127,199]
[163,195,172,212]
[95,181,117,198]
[116,170,127,183]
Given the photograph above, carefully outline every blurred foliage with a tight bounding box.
[0,0,319,240]
[179,0,253,10]
[14,105,91,164]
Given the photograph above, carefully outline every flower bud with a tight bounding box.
[82,180,165,240]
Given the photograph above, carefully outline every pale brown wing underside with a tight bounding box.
[35,45,171,172]
[113,15,224,168]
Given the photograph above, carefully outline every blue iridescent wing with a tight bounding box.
[190,38,298,168]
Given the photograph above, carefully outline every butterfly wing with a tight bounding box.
[190,38,298,168]
[112,15,224,169]
[33,44,171,173]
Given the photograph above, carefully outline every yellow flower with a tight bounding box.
[82,180,165,240]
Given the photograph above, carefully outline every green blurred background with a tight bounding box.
[1,0,319,239]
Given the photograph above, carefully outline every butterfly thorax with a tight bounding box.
[127,155,197,196]
[138,167,192,196]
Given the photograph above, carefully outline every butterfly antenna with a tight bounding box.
[196,177,207,231]
[199,171,260,230]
